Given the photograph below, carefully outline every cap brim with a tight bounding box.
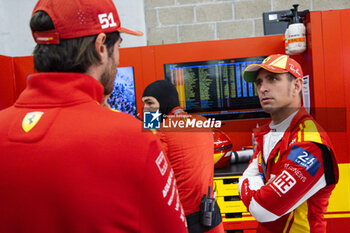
[118,27,144,36]
[243,64,288,82]
[243,64,262,82]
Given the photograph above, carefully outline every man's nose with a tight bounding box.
[258,81,269,93]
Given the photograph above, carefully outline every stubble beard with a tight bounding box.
[100,57,117,95]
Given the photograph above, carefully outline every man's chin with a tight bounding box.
[103,89,113,96]
[261,105,274,114]
[144,109,158,112]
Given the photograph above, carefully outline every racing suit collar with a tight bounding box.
[254,106,308,153]
[15,73,104,107]
[254,107,306,134]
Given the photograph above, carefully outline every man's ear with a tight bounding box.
[293,78,303,97]
[95,33,107,63]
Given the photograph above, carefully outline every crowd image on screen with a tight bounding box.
[107,67,137,117]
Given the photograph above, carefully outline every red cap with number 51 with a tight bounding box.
[32,0,143,44]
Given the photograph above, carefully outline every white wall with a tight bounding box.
[0,0,147,57]
[115,0,147,48]
[0,0,37,57]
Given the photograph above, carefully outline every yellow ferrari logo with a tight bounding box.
[22,112,44,133]
[262,57,271,64]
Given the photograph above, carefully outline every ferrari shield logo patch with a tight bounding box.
[22,112,44,132]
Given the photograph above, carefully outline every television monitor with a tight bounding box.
[107,66,137,117]
[164,56,269,120]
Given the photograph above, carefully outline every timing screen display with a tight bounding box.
[164,57,265,112]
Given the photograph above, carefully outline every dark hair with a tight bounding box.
[30,11,120,73]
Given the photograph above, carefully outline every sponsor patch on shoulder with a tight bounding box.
[287,145,321,177]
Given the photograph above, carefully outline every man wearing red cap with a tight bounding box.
[238,54,338,233]
[0,0,187,233]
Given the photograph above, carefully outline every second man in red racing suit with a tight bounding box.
[238,54,339,233]
[239,107,338,232]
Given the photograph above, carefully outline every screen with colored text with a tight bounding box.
[164,57,269,120]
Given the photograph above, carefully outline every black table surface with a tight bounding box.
[214,162,249,177]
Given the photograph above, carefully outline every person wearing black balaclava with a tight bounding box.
[142,80,224,233]
[142,80,180,119]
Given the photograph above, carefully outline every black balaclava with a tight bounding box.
[142,80,180,117]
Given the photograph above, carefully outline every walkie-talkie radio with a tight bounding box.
[200,185,216,227]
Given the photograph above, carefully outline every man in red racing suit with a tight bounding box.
[0,1,188,232]
[142,80,224,233]
[238,54,339,233]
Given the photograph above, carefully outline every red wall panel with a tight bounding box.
[13,56,34,100]
[340,9,350,164]
[321,11,348,163]
[0,55,15,110]
[308,9,350,163]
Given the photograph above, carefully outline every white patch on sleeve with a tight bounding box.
[239,157,261,192]
[249,197,280,222]
[247,176,264,191]
[242,157,260,176]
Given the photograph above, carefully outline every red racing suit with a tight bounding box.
[238,107,339,233]
[0,73,188,233]
[158,107,224,233]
